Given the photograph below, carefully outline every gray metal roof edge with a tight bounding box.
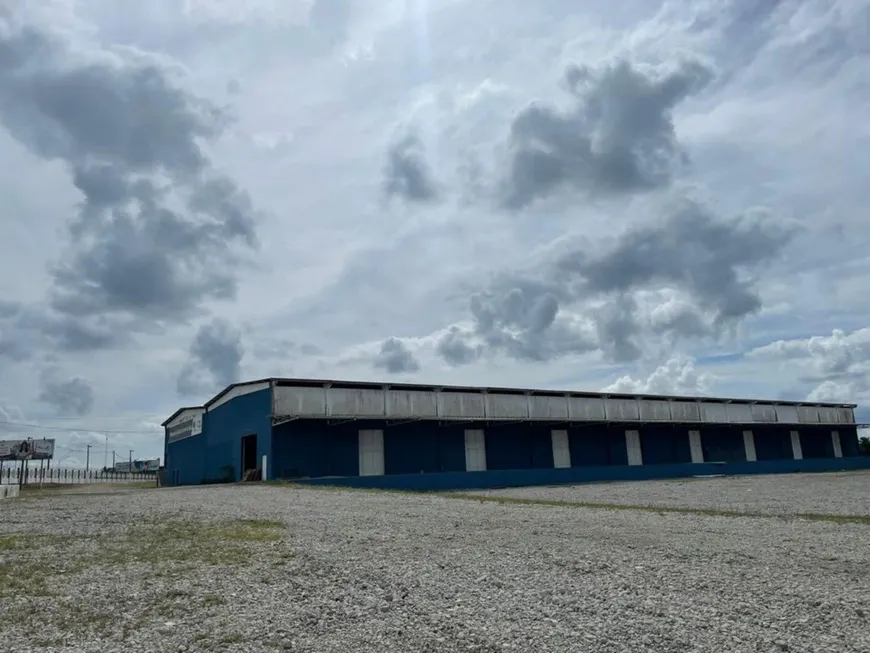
[187,376,856,420]
[160,405,204,427]
[266,376,857,409]
[202,378,275,410]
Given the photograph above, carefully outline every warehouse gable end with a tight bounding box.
[203,382,273,482]
[207,380,272,412]
[166,408,204,443]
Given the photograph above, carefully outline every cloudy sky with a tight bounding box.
[1,0,868,467]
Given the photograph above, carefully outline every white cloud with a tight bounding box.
[602,356,716,396]
[747,328,870,406]
[1,0,869,463]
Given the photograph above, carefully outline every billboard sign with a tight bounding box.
[167,411,203,443]
[114,459,160,473]
[133,458,160,472]
[0,439,55,461]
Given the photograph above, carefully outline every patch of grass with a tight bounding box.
[239,518,284,528]
[0,560,54,597]
[51,603,115,637]
[21,480,157,494]
[1,518,286,603]
[440,493,870,525]
[97,518,285,567]
[0,534,25,550]
[273,480,426,498]
[0,517,285,644]
[218,632,245,645]
[153,589,190,618]
[797,513,870,525]
[0,533,91,597]
[0,533,80,550]
[20,483,80,492]
[202,593,228,607]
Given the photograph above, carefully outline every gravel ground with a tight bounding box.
[471,471,870,517]
[1,482,869,653]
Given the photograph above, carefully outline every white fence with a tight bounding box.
[0,466,157,486]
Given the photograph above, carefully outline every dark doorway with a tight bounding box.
[241,434,258,479]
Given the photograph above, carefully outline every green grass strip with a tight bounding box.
[441,492,870,525]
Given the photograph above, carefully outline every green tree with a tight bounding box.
[859,436,870,456]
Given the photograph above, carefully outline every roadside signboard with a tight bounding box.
[114,459,160,473]
[0,439,55,461]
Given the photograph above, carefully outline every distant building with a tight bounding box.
[113,459,160,473]
[161,377,868,490]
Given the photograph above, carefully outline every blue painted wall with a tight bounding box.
[800,426,835,459]
[568,425,627,466]
[701,426,747,463]
[640,425,693,465]
[270,421,470,479]
[168,411,865,486]
[202,388,273,482]
[840,426,860,457]
[753,426,794,461]
[485,424,554,471]
[271,420,358,478]
[295,456,870,492]
[384,422,467,474]
[166,435,205,486]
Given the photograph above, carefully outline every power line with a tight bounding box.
[0,420,160,434]
[22,413,165,422]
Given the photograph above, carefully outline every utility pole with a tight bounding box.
[104,433,108,470]
[128,449,134,473]
[112,450,116,467]
[85,445,91,472]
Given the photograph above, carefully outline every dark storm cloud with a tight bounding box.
[501,58,713,209]
[436,326,482,366]
[39,314,129,352]
[177,318,244,397]
[560,201,796,325]
[434,200,796,366]
[373,338,420,374]
[383,133,440,204]
[0,300,130,362]
[436,278,597,368]
[0,19,258,330]
[467,285,597,363]
[38,371,95,416]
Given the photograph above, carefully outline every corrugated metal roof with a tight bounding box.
[196,376,857,412]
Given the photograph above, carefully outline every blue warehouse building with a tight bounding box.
[162,378,870,490]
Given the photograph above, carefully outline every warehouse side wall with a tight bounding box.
[203,388,273,482]
[166,434,205,486]
[384,422,466,474]
[839,426,860,457]
[485,424,555,471]
[271,420,359,478]
[270,420,470,479]
[269,420,864,483]
[568,425,627,466]
[639,425,693,465]
[753,425,794,461]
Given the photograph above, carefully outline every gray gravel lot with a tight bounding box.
[472,471,870,516]
[1,480,869,653]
